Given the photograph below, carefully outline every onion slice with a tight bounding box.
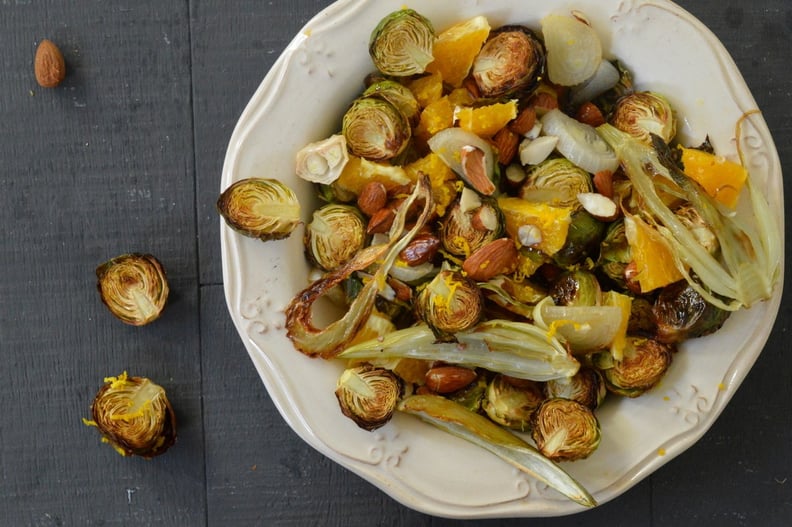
[541,109,618,174]
[541,14,602,86]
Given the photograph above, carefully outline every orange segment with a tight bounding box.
[335,155,412,196]
[679,146,747,209]
[456,100,518,137]
[497,197,573,256]
[624,215,684,292]
[603,290,632,361]
[405,152,461,217]
[415,96,455,141]
[408,72,444,108]
[426,15,491,87]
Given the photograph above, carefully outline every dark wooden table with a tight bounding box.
[1,1,789,525]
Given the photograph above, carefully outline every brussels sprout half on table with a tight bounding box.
[83,372,176,458]
[96,253,169,326]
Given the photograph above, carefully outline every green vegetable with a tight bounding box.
[598,124,781,310]
[398,394,596,508]
[369,9,435,76]
[338,319,579,382]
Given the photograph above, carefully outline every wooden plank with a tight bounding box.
[192,0,337,286]
[0,1,203,525]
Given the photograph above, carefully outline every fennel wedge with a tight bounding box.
[398,394,596,508]
[338,319,579,382]
[598,124,781,310]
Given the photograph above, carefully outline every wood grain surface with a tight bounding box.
[0,1,789,525]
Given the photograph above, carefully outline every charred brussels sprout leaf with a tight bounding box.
[343,97,411,162]
[652,280,731,344]
[472,25,545,98]
[549,269,602,307]
[369,9,435,77]
[304,204,368,271]
[96,253,169,326]
[335,364,402,431]
[86,372,176,458]
[531,398,601,461]
[217,178,301,241]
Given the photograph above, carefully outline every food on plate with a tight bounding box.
[220,7,781,507]
[217,178,301,241]
[83,372,176,458]
[96,253,169,326]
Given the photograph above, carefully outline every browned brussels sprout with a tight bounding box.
[217,178,301,241]
[369,9,435,77]
[611,91,677,145]
[594,336,674,397]
[342,97,411,161]
[652,280,731,344]
[530,398,601,461]
[335,364,402,431]
[439,192,503,257]
[471,25,545,98]
[446,374,488,412]
[96,253,169,326]
[483,374,546,432]
[519,158,593,210]
[597,220,631,289]
[553,210,607,267]
[549,269,602,307]
[86,372,176,458]
[304,204,368,271]
[415,269,484,341]
[544,367,607,410]
[363,80,421,126]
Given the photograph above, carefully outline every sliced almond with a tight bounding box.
[519,135,558,166]
[460,145,496,195]
[577,192,618,221]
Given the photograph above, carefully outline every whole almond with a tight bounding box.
[462,238,519,281]
[34,39,66,88]
[399,232,440,266]
[356,181,388,216]
[492,127,520,166]
[366,206,395,234]
[425,366,478,394]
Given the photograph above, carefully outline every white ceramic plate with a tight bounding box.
[220,0,784,518]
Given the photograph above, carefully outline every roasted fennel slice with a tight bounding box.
[398,394,596,508]
[338,319,579,382]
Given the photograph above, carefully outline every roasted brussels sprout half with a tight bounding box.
[482,374,546,432]
[369,9,435,77]
[446,374,488,412]
[597,220,631,289]
[439,194,503,257]
[519,158,594,210]
[553,210,607,268]
[415,269,484,341]
[335,364,402,431]
[652,280,731,344]
[86,372,176,458]
[530,398,601,461]
[472,25,545,98]
[343,97,411,162]
[363,80,421,126]
[544,367,606,410]
[611,91,677,144]
[217,178,301,241]
[96,253,169,326]
[549,269,602,307]
[304,204,368,271]
[594,336,674,397]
